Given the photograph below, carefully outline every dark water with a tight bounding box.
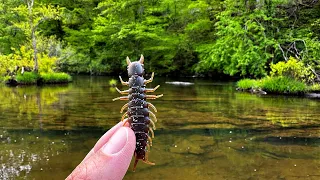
[0,76,319,180]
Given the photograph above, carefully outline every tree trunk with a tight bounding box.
[27,0,38,73]
[31,27,38,73]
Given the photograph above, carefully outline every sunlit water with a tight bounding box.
[0,76,319,180]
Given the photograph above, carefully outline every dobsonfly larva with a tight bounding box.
[113,55,163,171]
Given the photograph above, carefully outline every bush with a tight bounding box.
[308,83,320,92]
[270,57,314,83]
[261,76,307,94]
[40,72,72,83]
[16,72,39,84]
[236,79,260,90]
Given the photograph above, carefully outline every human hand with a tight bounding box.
[66,121,136,180]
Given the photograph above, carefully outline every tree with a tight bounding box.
[13,0,59,72]
[0,0,25,54]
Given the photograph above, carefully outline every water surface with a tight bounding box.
[0,76,319,179]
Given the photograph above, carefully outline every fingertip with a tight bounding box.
[101,127,135,156]
[93,121,129,152]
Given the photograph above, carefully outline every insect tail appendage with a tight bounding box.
[133,152,155,171]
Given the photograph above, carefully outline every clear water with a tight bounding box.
[0,76,319,179]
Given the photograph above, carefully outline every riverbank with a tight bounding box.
[236,77,320,98]
[4,72,72,86]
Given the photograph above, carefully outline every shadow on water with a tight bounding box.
[0,76,319,179]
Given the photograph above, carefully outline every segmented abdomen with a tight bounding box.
[128,76,150,160]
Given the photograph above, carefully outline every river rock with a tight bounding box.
[165,81,194,86]
[305,93,320,98]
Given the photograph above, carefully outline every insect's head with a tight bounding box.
[127,55,145,77]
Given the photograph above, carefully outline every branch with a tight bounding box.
[34,17,50,29]
[278,44,288,61]
[308,64,320,82]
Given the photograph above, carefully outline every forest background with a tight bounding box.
[1,0,320,80]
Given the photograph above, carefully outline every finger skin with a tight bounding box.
[82,121,130,162]
[66,123,135,180]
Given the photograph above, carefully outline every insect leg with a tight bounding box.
[149,127,154,138]
[116,87,129,94]
[149,111,158,122]
[121,113,127,122]
[123,118,129,126]
[145,85,160,93]
[143,151,155,165]
[112,96,129,101]
[146,94,163,100]
[149,118,156,130]
[120,103,129,113]
[119,76,129,86]
[144,72,154,84]
[148,102,157,112]
[133,156,139,172]
[148,136,153,146]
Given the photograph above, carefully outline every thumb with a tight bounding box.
[67,127,136,180]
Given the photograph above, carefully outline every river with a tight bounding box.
[0,76,319,179]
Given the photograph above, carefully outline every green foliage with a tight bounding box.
[13,3,60,37]
[108,79,117,87]
[196,0,280,77]
[308,83,320,92]
[261,76,307,94]
[270,57,314,83]
[38,54,58,73]
[0,0,26,54]
[0,46,34,78]
[0,44,58,74]
[16,72,39,84]
[2,0,320,78]
[40,72,72,83]
[57,0,211,76]
[236,79,260,91]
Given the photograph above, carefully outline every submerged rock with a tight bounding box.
[165,81,194,86]
[305,93,320,98]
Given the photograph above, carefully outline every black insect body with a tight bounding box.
[113,55,162,171]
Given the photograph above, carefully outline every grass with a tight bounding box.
[236,79,260,90]
[40,72,72,84]
[11,72,72,85]
[16,72,39,84]
[261,76,307,94]
[237,76,308,95]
